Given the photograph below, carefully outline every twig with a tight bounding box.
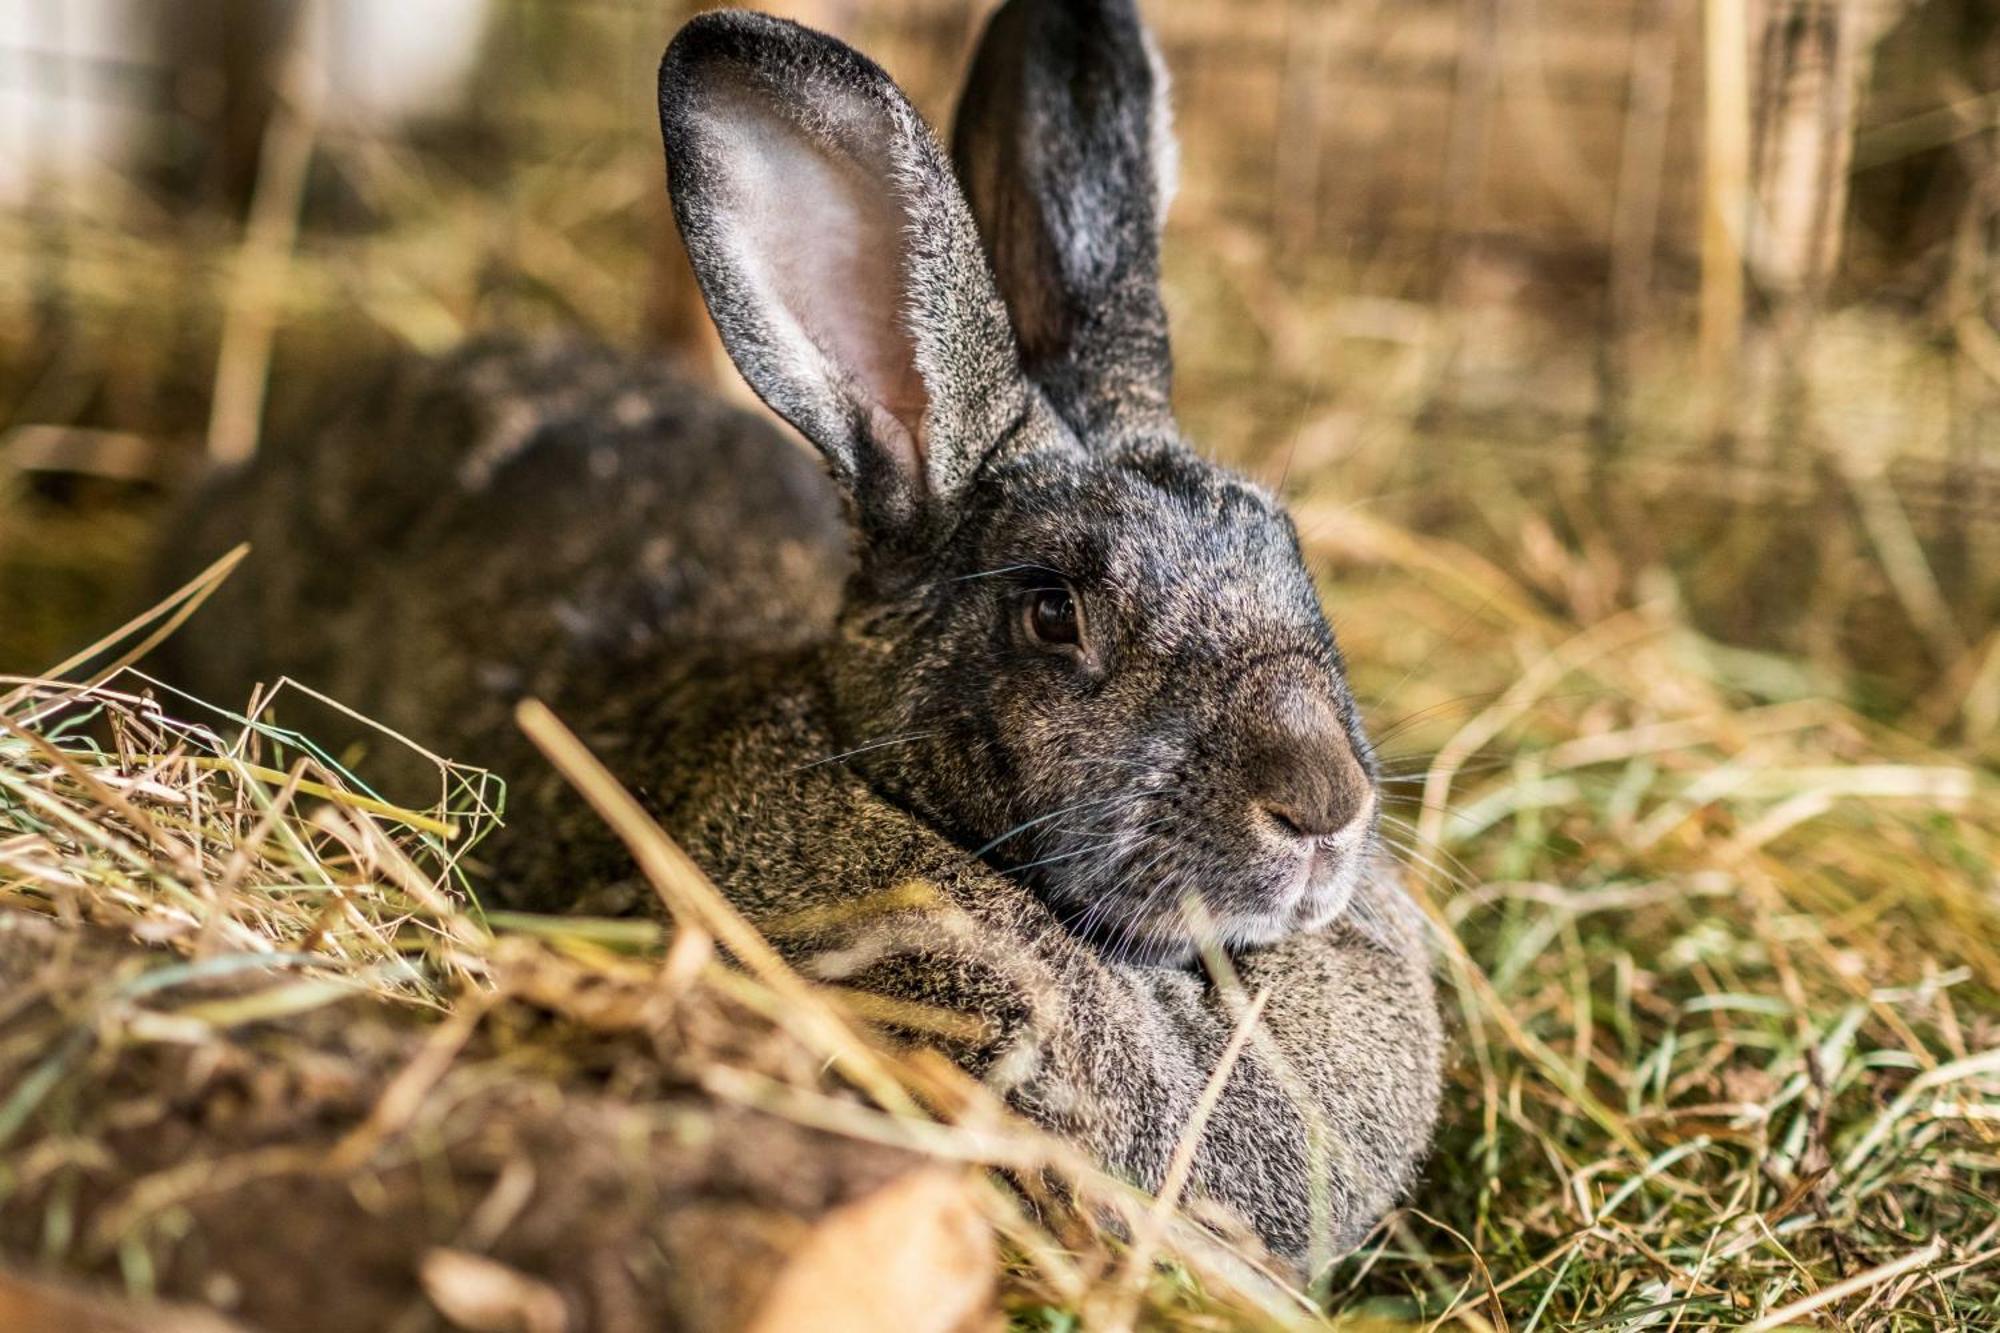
[513,698,917,1116]
[1841,457,1972,668]
[1742,1237,1947,1333]
[1700,0,1750,439]
[2,543,249,714]
[206,0,327,464]
[1102,988,1271,1333]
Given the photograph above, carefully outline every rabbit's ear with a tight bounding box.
[951,0,1178,444]
[659,13,1027,542]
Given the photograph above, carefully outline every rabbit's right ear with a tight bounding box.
[659,12,1028,548]
[951,0,1178,444]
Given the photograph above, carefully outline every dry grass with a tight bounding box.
[0,575,1320,1331]
[2,1,1996,1324]
[1301,505,2000,1327]
[3,485,1996,1327]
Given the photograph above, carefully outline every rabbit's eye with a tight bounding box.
[1027,588,1082,647]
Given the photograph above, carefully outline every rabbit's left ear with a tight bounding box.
[951,0,1179,445]
[659,12,1030,548]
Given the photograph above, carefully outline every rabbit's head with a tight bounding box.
[660,0,1379,964]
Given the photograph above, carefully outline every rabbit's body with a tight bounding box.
[156,0,1445,1262]
[576,656,1441,1257]
[159,338,848,803]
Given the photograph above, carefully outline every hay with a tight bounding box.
[1298,507,2000,1325]
[0,584,1314,1331]
[0,0,1995,1324]
[1,508,1995,1327]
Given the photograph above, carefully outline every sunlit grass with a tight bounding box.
[3,507,1995,1327]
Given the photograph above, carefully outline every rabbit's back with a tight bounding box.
[156,337,849,786]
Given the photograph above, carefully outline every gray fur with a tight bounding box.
[952,0,1177,441]
[661,12,1025,548]
[152,1,1442,1264]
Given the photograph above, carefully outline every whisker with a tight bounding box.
[1377,831,1477,893]
[973,793,1148,857]
[1375,754,1519,782]
[1070,838,1153,944]
[1378,806,1481,845]
[1377,812,1487,867]
[1366,692,1511,746]
[1042,807,1169,839]
[1357,590,1501,721]
[790,730,939,772]
[945,562,1074,584]
[1005,842,1123,874]
[1093,840,1176,959]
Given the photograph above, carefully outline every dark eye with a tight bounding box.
[1027,587,1081,647]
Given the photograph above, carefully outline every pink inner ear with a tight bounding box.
[709,82,929,483]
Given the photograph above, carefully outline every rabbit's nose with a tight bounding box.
[1248,705,1371,843]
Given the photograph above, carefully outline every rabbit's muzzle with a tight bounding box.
[1230,676,1378,932]
[1246,690,1372,845]
[1249,707,1374,901]
[1027,660,1378,965]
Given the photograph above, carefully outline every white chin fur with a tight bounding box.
[1293,858,1364,933]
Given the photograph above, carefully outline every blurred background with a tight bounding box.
[0,0,1995,741]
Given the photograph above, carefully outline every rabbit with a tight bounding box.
[154,0,1444,1264]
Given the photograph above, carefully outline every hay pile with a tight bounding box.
[1300,501,2000,1326]
[0,571,1316,1332]
[1,504,1997,1329]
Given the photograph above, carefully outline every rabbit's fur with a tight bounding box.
[155,0,1443,1262]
